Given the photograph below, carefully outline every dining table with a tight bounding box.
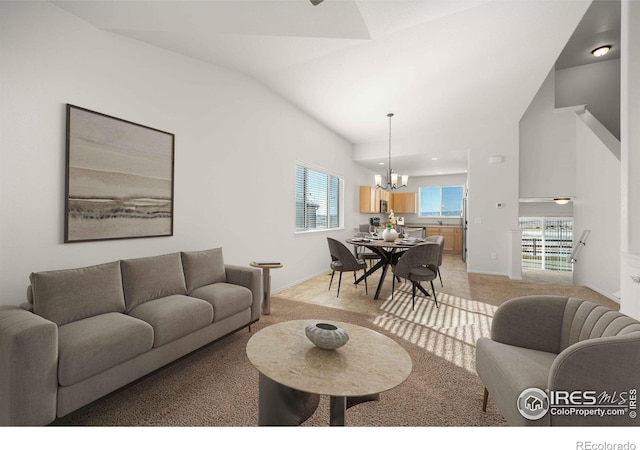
[345,235,433,300]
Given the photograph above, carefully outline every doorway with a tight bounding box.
[519,217,573,272]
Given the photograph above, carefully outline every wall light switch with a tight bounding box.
[474,217,482,224]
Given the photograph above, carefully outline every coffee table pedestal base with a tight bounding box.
[258,374,319,426]
[258,374,380,426]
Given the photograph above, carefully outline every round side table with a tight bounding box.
[250,262,283,315]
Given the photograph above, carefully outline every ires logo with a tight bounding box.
[517,388,638,421]
[549,390,629,406]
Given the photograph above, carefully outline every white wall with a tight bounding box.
[620,0,640,319]
[572,118,621,299]
[466,121,520,276]
[556,59,621,140]
[519,202,573,217]
[519,55,621,299]
[0,2,372,305]
[519,69,577,200]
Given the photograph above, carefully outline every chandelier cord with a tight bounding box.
[375,112,406,190]
[388,112,393,182]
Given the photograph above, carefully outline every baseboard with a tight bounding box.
[467,269,509,277]
[272,269,329,294]
[585,284,621,304]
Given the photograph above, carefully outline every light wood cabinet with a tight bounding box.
[360,186,416,214]
[376,189,390,205]
[359,186,377,213]
[359,186,391,213]
[390,192,416,214]
[426,226,463,252]
[454,228,463,252]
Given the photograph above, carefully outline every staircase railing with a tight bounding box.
[568,230,591,263]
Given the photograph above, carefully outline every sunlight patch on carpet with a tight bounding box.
[378,290,494,329]
[373,293,496,373]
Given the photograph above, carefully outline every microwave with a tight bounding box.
[380,200,389,214]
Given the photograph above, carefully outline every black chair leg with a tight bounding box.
[411,282,416,310]
[363,269,368,295]
[431,280,439,308]
[392,274,396,300]
[329,270,335,290]
[337,272,342,297]
[438,268,443,287]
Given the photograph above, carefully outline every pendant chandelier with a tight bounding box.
[375,113,408,190]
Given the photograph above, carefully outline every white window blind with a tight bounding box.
[295,164,342,232]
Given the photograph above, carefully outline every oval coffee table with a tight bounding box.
[246,319,412,426]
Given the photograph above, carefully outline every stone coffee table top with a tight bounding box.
[246,319,412,398]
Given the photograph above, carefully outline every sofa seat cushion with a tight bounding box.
[128,295,213,347]
[189,283,252,322]
[58,312,153,387]
[476,337,557,426]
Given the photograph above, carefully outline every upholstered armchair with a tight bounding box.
[476,295,640,426]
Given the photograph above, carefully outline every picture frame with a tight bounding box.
[65,104,175,243]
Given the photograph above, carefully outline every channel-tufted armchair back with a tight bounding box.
[559,298,640,351]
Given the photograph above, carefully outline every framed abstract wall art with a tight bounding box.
[65,104,175,242]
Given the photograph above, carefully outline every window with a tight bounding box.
[520,217,573,272]
[295,164,342,232]
[418,186,464,217]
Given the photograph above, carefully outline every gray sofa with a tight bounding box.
[476,295,640,426]
[0,248,262,426]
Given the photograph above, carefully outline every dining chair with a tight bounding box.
[352,232,380,268]
[391,243,440,309]
[327,237,368,297]
[425,235,445,287]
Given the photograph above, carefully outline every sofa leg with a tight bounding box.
[482,387,489,412]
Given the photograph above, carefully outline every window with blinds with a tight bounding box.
[295,164,342,232]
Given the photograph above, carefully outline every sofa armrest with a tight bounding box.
[225,265,262,322]
[491,295,569,354]
[548,334,640,425]
[0,306,58,425]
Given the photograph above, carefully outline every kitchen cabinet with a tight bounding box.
[390,192,416,214]
[359,186,377,213]
[426,226,462,252]
[359,186,390,213]
[454,228,463,252]
[360,186,416,214]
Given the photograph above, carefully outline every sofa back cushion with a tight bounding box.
[29,261,125,326]
[560,298,640,351]
[181,248,226,293]
[121,252,187,312]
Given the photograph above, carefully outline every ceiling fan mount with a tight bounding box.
[310,0,324,5]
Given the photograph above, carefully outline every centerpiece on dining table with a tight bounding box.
[382,210,399,242]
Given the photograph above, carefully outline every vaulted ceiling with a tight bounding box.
[53,0,615,176]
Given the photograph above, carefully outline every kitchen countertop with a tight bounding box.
[404,223,462,228]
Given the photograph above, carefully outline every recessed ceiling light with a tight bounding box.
[378,162,385,165]
[431,157,439,161]
[591,45,611,57]
[553,197,571,205]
